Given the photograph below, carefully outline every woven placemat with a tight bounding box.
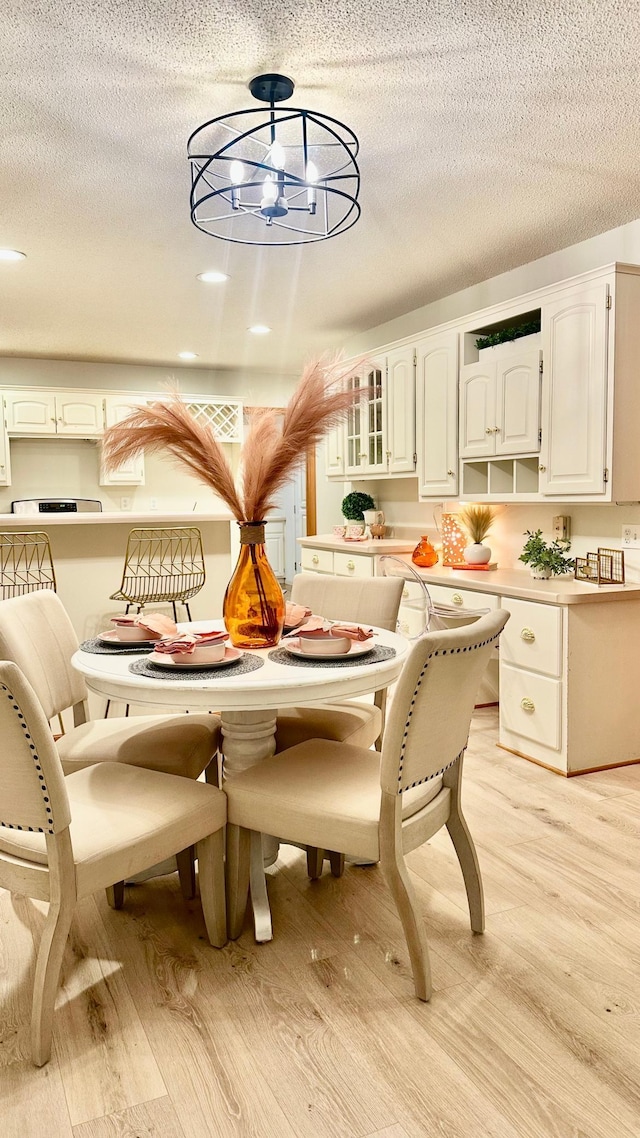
[80,638,155,656]
[128,654,265,680]
[268,645,396,669]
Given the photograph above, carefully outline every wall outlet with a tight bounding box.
[621,525,640,548]
[149,497,158,511]
[553,515,570,541]
[120,496,132,511]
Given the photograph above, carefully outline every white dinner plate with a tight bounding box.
[147,646,243,670]
[283,639,375,661]
[98,630,164,648]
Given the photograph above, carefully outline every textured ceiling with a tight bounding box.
[2,0,640,378]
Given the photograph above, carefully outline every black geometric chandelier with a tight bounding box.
[187,74,361,247]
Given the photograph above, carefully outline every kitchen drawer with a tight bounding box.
[425,583,499,612]
[334,551,374,578]
[400,580,425,604]
[398,604,425,639]
[301,547,334,573]
[500,664,562,751]
[499,597,562,677]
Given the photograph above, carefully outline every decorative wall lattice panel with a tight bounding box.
[185,401,243,443]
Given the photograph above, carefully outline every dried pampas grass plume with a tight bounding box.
[101,355,364,523]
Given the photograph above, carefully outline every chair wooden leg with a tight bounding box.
[105,881,125,909]
[196,830,227,948]
[176,847,197,900]
[328,851,345,878]
[31,890,75,1066]
[446,811,485,933]
[306,846,325,879]
[381,855,432,1002]
[226,824,251,939]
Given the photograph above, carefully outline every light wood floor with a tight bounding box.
[3,706,640,1138]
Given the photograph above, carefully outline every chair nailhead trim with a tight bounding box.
[0,683,53,834]
[396,629,502,795]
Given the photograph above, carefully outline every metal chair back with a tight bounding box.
[0,531,56,599]
[110,526,206,620]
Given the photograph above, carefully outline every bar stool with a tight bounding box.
[0,530,56,599]
[110,526,206,621]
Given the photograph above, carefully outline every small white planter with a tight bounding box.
[464,543,492,565]
[530,566,552,579]
[477,332,541,360]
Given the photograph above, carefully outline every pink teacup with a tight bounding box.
[333,524,347,538]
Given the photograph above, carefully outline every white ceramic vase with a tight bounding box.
[463,543,491,565]
[531,566,552,579]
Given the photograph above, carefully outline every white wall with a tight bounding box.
[315,214,640,577]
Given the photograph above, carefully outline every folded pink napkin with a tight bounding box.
[283,602,313,630]
[111,613,178,638]
[285,618,374,642]
[152,629,229,656]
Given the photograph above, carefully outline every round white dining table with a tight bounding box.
[71,620,410,942]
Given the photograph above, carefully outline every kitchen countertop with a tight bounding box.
[0,511,234,527]
[298,535,640,604]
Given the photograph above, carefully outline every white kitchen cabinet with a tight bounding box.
[416,331,458,499]
[460,348,541,459]
[345,357,386,476]
[539,279,609,496]
[331,351,416,480]
[325,425,345,477]
[3,390,104,436]
[386,345,416,474]
[0,398,11,485]
[100,396,146,486]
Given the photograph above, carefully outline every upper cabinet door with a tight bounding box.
[459,363,496,457]
[539,281,610,496]
[416,332,458,497]
[4,391,57,434]
[100,397,146,485]
[325,423,345,477]
[0,398,11,485]
[495,350,541,456]
[344,358,386,476]
[386,345,416,474]
[56,392,104,436]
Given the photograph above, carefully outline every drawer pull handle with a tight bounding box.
[400,621,409,635]
[312,555,319,565]
[347,560,355,570]
[520,697,536,713]
[402,587,409,598]
[520,627,536,642]
[452,593,463,605]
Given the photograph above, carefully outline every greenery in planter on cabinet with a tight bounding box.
[518,530,575,576]
[341,491,376,521]
[475,318,540,352]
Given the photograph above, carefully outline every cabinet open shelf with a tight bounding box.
[460,456,540,500]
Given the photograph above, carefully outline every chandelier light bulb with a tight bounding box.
[269,140,285,170]
[229,159,245,184]
[306,160,318,211]
[261,174,278,206]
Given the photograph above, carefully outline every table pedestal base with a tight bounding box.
[221,709,278,942]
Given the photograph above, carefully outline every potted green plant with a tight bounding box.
[458,504,495,565]
[341,491,376,537]
[475,318,541,359]
[518,530,575,579]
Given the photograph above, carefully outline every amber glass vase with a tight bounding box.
[412,536,439,567]
[223,522,286,648]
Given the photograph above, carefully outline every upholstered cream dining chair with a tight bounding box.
[0,590,222,898]
[275,573,404,754]
[225,609,509,1000]
[0,660,227,1067]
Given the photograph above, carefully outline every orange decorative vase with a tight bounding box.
[412,536,439,568]
[223,522,285,648]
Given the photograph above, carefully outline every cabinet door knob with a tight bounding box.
[520,697,536,712]
[336,455,341,462]
[312,555,319,565]
[485,427,493,434]
[520,627,536,642]
[493,426,500,433]
[452,593,463,606]
[538,464,546,472]
[360,453,367,460]
[447,469,455,477]
[347,560,355,570]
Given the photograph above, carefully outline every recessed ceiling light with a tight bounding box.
[249,324,271,335]
[0,249,26,262]
[197,270,229,283]
[178,351,198,360]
